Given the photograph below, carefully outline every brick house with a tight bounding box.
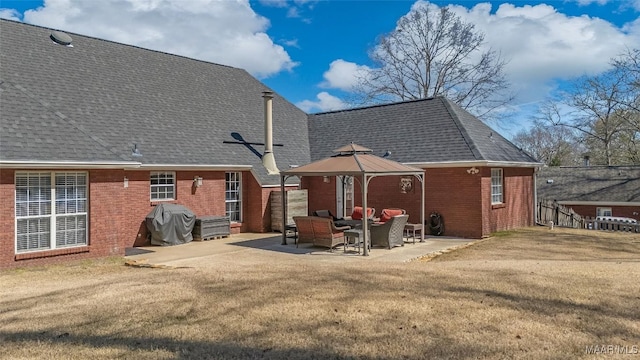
[1,20,540,268]
[537,166,640,220]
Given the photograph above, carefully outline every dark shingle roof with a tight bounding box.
[537,166,640,203]
[307,97,538,164]
[0,19,310,185]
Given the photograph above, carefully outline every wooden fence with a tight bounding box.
[583,217,640,233]
[536,200,584,229]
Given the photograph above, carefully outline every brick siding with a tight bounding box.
[0,168,278,269]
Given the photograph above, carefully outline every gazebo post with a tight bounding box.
[420,173,425,242]
[281,174,287,245]
[362,173,369,256]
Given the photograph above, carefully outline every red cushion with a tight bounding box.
[351,206,374,220]
[351,207,364,220]
[380,209,404,223]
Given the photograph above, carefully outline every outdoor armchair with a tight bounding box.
[370,214,409,249]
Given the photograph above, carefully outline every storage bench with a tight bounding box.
[192,216,231,241]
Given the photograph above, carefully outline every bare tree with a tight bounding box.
[612,48,640,113]
[512,121,582,166]
[355,4,512,120]
[540,68,633,165]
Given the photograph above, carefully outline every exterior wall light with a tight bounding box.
[467,167,479,174]
[194,176,203,188]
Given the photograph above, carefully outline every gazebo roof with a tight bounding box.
[281,143,424,177]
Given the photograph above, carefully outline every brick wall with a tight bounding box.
[303,176,335,215]
[1,169,129,269]
[1,168,276,269]
[482,167,535,236]
[302,167,535,239]
[425,168,484,238]
[0,169,16,269]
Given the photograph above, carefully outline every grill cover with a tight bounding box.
[145,204,196,246]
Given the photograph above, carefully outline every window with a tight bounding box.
[225,172,242,222]
[596,207,612,217]
[15,172,87,253]
[150,172,175,201]
[491,168,503,204]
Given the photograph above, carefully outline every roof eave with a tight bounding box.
[405,160,543,168]
[138,164,253,171]
[0,160,142,169]
[557,200,640,207]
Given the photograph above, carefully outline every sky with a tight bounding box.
[1,0,639,138]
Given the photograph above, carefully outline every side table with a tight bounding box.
[404,223,423,244]
[285,224,297,244]
[344,229,369,254]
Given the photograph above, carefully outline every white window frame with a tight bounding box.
[225,172,242,222]
[150,171,175,201]
[491,168,503,204]
[15,172,88,253]
[596,207,612,217]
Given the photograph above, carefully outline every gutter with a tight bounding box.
[1,161,253,171]
[0,160,142,169]
[404,160,544,168]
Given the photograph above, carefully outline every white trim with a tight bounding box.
[262,183,298,188]
[14,171,88,254]
[225,172,243,222]
[491,168,504,204]
[405,160,542,168]
[139,164,252,171]
[1,161,254,171]
[2,160,141,169]
[558,201,640,207]
[150,171,176,201]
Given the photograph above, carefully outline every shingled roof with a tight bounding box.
[0,19,310,186]
[537,166,640,203]
[307,97,539,165]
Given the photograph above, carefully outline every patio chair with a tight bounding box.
[377,208,406,223]
[370,214,409,249]
[313,209,340,221]
[341,206,376,227]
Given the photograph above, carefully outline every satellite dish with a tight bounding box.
[50,31,72,46]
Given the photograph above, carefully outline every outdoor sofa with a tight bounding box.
[293,216,350,251]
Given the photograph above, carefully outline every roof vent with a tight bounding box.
[50,31,73,46]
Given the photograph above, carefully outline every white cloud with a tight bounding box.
[573,0,609,5]
[442,1,640,103]
[20,0,297,78]
[296,91,347,113]
[320,59,370,91]
[257,0,288,8]
[0,8,21,21]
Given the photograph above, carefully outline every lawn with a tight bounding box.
[1,227,639,359]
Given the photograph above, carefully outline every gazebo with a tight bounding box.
[279,143,425,255]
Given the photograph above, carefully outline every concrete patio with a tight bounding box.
[124,232,475,268]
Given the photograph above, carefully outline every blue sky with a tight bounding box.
[2,0,639,138]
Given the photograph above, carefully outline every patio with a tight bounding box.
[124,232,474,268]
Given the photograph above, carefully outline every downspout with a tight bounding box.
[262,91,279,175]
